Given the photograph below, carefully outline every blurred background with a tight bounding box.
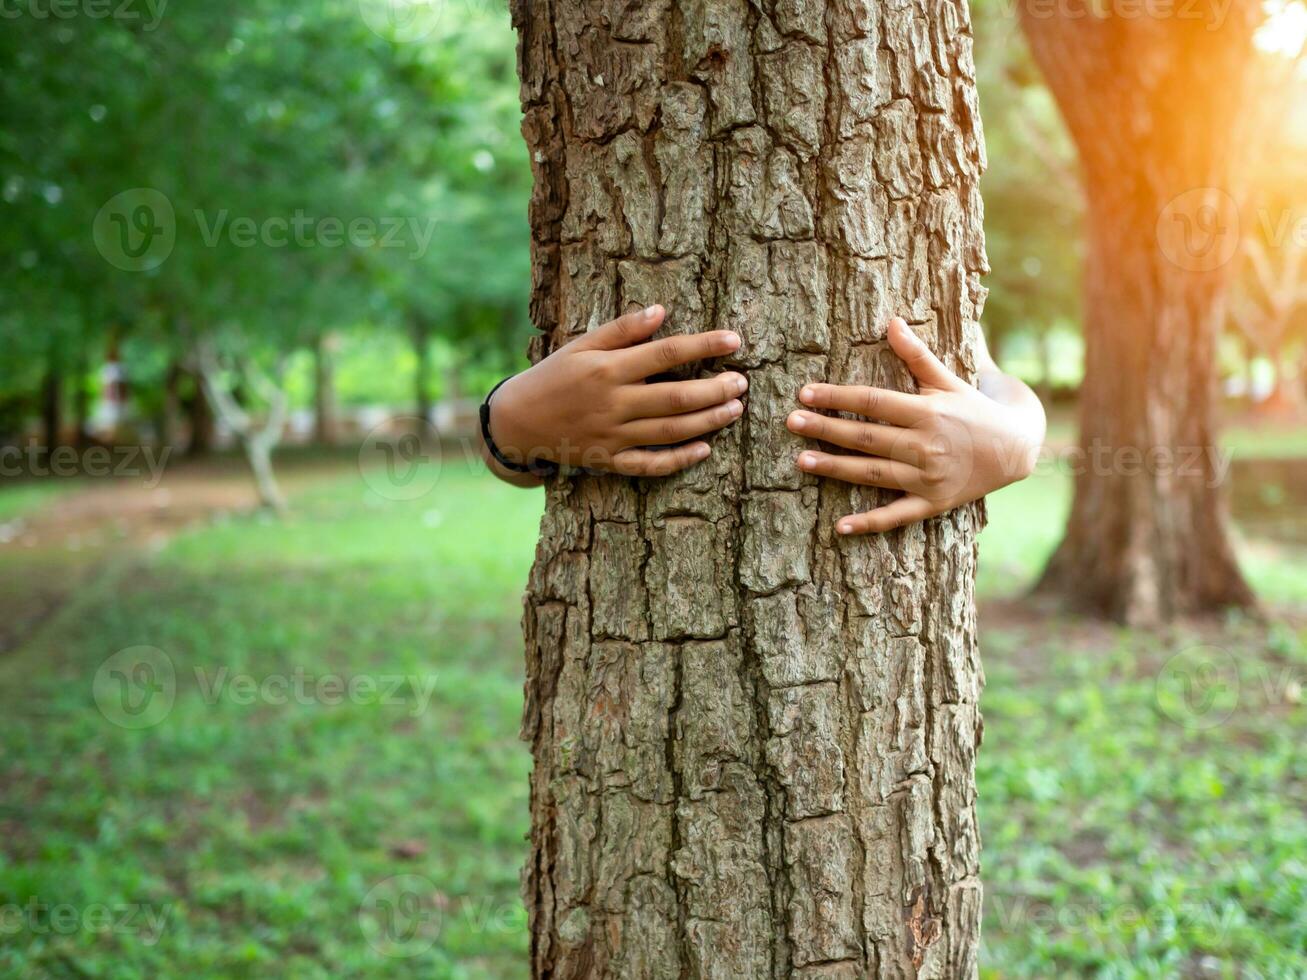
[1,0,1304,976]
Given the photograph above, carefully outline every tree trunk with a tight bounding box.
[72,352,91,450]
[313,334,338,446]
[1021,3,1264,623]
[412,314,434,429]
[242,434,286,513]
[196,348,290,514]
[40,350,62,453]
[185,370,214,457]
[161,360,183,450]
[513,2,989,976]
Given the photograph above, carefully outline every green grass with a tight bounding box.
[0,459,1303,978]
[0,480,72,524]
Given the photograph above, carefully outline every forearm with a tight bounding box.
[974,329,1047,449]
[479,378,545,489]
[976,365,1047,447]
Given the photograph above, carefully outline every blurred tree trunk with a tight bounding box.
[513,1,988,976]
[40,349,62,453]
[72,352,91,450]
[313,333,338,446]
[184,369,214,457]
[160,360,183,449]
[196,344,288,513]
[411,313,434,430]
[1020,2,1266,623]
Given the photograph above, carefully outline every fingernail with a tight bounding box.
[734,375,748,394]
[838,522,854,535]
[643,305,660,322]
[798,453,817,470]
[729,400,744,417]
[723,332,742,351]
[799,387,815,404]
[789,412,807,431]
[694,443,710,460]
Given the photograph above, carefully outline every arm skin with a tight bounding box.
[480,305,747,488]
[786,317,1047,535]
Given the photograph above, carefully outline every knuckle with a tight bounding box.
[665,387,689,413]
[864,461,884,485]
[586,356,615,385]
[658,419,682,444]
[856,427,880,454]
[659,338,684,369]
[861,387,881,417]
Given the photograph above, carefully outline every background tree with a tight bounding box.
[1019,0,1273,623]
[513,0,988,975]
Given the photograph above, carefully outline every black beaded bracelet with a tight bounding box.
[480,377,560,479]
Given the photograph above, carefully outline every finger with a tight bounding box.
[616,330,742,381]
[787,411,921,462]
[611,442,711,477]
[888,318,966,392]
[837,495,939,536]
[796,451,924,493]
[625,372,748,419]
[797,383,926,426]
[573,305,666,352]
[623,399,745,446]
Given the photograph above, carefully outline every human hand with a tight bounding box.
[487,305,746,477]
[787,318,1043,535]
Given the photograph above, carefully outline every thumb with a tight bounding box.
[888,318,964,392]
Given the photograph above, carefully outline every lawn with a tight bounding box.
[0,453,1303,978]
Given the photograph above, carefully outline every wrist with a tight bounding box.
[487,372,557,468]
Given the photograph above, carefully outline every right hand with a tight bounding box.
[486,305,747,477]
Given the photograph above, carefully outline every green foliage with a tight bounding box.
[0,0,532,424]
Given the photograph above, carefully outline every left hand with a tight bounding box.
[786,318,1042,536]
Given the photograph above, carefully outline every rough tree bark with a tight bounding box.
[513,1,989,976]
[1020,1,1267,623]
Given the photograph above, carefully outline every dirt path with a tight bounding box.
[0,453,353,654]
